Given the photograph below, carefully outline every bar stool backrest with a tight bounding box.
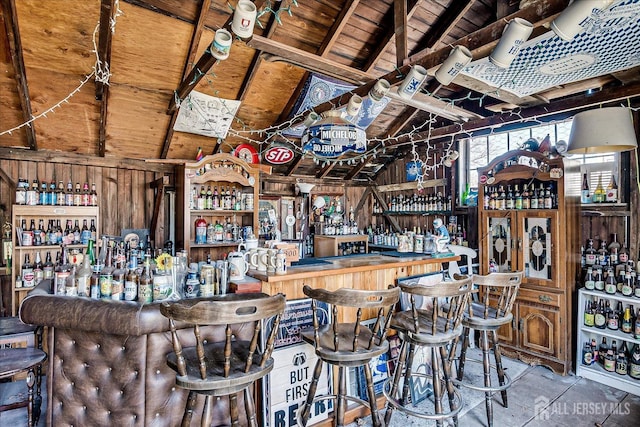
[460,272,523,320]
[399,275,473,336]
[302,285,401,352]
[160,293,286,379]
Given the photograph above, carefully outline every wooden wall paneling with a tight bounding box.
[116,168,131,233]
[101,167,118,237]
[130,169,143,229]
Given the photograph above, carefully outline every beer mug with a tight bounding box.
[275,249,287,275]
[262,249,277,274]
[256,248,269,272]
[228,251,249,281]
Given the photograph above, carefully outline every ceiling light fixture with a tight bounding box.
[490,18,534,68]
[567,107,637,154]
[434,46,473,86]
[550,0,616,42]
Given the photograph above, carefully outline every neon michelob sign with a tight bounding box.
[302,122,367,158]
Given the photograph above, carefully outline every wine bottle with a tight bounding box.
[581,172,591,204]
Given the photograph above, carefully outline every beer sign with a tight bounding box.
[264,146,295,164]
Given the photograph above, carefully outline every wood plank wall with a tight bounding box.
[0,151,174,250]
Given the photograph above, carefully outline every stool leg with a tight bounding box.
[384,339,409,426]
[481,330,493,427]
[439,345,459,427]
[363,363,381,427]
[456,327,470,381]
[431,347,444,427]
[491,330,508,408]
[229,392,240,426]
[337,366,347,427]
[34,362,43,426]
[201,395,214,427]
[244,387,258,427]
[182,390,197,427]
[26,368,35,427]
[299,358,324,426]
[401,343,417,405]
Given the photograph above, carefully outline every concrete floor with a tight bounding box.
[1,362,639,426]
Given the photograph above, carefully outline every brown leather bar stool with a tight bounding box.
[383,274,473,427]
[160,293,286,427]
[453,271,523,427]
[297,285,400,427]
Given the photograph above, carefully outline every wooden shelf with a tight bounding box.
[190,209,254,215]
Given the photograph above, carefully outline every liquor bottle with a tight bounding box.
[124,254,139,302]
[65,180,74,206]
[544,183,553,209]
[606,175,618,203]
[514,184,522,210]
[616,342,628,375]
[497,186,506,210]
[99,242,114,300]
[22,254,35,288]
[43,251,54,280]
[537,183,545,208]
[483,188,490,210]
[506,185,514,210]
[622,306,633,334]
[138,253,153,304]
[90,183,98,206]
[213,186,220,209]
[594,299,607,329]
[73,182,82,206]
[33,251,44,285]
[584,266,595,290]
[604,340,617,372]
[111,253,125,301]
[598,337,608,366]
[522,184,530,209]
[76,255,92,297]
[594,267,604,291]
[530,184,539,209]
[214,220,224,242]
[628,344,640,380]
[81,182,90,206]
[581,172,591,204]
[584,299,595,327]
[593,174,605,203]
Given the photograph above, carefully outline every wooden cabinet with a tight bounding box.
[11,205,100,316]
[313,234,368,257]
[478,150,580,375]
[175,154,262,262]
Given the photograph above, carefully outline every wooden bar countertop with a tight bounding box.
[248,253,458,283]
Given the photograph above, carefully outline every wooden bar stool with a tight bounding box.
[383,275,473,427]
[297,285,400,427]
[0,347,47,427]
[453,271,523,427]
[160,293,286,427]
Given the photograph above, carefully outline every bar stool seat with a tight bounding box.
[0,347,47,427]
[297,285,400,427]
[160,293,286,427]
[453,271,523,427]
[384,275,473,427]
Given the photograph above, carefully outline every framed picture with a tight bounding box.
[406,161,423,182]
[258,196,280,239]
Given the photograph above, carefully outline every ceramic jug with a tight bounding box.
[228,251,249,281]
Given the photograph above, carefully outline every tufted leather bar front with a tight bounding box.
[19,281,255,426]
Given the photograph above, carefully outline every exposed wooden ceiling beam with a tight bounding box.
[363,0,422,73]
[97,0,115,157]
[1,0,36,150]
[394,0,408,67]
[415,0,475,53]
[282,1,360,175]
[160,0,212,158]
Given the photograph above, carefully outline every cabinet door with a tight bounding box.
[518,303,560,358]
[483,212,515,273]
[519,212,559,288]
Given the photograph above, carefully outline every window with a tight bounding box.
[461,119,619,202]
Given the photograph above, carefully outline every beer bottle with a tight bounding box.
[605,266,617,294]
[43,251,54,280]
[73,220,81,245]
[635,308,640,340]
[584,267,595,290]
[594,267,604,292]
[56,181,65,206]
[615,342,628,375]
[591,338,599,364]
[606,175,618,203]
[522,184,530,209]
[33,251,43,285]
[622,271,634,297]
[90,183,98,206]
[124,254,139,302]
[22,254,35,288]
[604,340,616,372]
[65,180,74,206]
[598,337,608,366]
[138,254,153,304]
[593,173,605,203]
[81,182,90,206]
[582,341,593,365]
[76,255,92,297]
[581,172,591,204]
[585,238,597,266]
[90,219,97,243]
[629,344,640,379]
[99,242,114,300]
[584,299,595,327]
[73,182,82,206]
[111,253,125,301]
[606,301,619,330]
[594,299,606,329]
[50,180,58,205]
[622,306,633,334]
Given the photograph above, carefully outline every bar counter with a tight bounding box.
[249,253,458,302]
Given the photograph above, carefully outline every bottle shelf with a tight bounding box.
[14,243,89,251]
[190,242,242,248]
[380,210,452,216]
[581,288,640,306]
[579,325,640,345]
[576,361,640,395]
[190,209,253,215]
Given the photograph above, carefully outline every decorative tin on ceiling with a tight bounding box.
[462,0,640,97]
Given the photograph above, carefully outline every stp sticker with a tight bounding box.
[479,175,488,184]
[264,146,294,164]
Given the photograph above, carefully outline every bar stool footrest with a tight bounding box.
[452,357,512,393]
[296,393,375,426]
[383,374,463,422]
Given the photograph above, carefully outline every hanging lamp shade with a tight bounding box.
[567,107,637,154]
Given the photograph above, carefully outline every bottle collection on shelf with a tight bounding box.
[372,191,452,214]
[581,172,618,204]
[17,218,97,247]
[315,205,360,236]
[189,184,254,211]
[367,218,466,251]
[482,181,557,211]
[580,334,640,380]
[581,234,639,297]
[15,179,98,207]
[194,215,247,245]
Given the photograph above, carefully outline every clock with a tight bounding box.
[233,144,259,164]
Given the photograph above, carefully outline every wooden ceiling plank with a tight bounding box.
[160,0,213,158]
[285,154,306,176]
[415,0,475,53]
[344,159,368,180]
[97,0,116,158]
[394,0,408,68]
[1,0,37,150]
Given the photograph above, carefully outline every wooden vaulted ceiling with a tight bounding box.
[1,0,640,181]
